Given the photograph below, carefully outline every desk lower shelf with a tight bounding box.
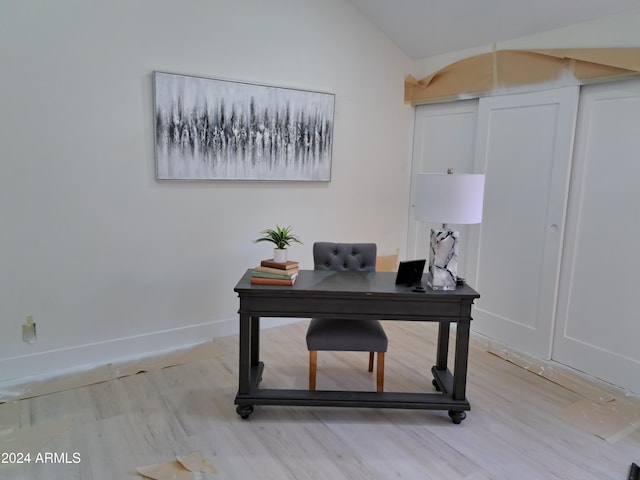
[235,362,469,423]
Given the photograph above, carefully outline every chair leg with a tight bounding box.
[376,352,385,393]
[309,350,317,391]
[368,352,374,372]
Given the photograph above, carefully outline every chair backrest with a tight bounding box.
[376,247,400,272]
[313,242,377,272]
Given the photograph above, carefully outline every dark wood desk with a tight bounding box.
[233,269,480,423]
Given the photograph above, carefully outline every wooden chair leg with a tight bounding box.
[376,352,385,393]
[368,352,374,372]
[309,350,317,391]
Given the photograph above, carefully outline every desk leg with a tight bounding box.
[436,321,450,370]
[238,313,251,394]
[432,321,450,391]
[448,317,470,424]
[251,316,260,367]
[236,313,254,419]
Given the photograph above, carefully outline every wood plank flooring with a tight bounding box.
[1,321,638,480]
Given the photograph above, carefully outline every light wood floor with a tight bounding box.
[1,321,638,480]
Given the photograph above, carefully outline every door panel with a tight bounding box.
[553,79,640,393]
[408,101,478,274]
[468,87,579,358]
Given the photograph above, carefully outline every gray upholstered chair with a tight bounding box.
[305,242,388,392]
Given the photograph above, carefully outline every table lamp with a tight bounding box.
[414,170,485,290]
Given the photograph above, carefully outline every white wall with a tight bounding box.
[0,0,413,386]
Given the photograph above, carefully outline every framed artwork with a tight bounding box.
[153,71,334,181]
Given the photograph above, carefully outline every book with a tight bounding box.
[251,271,298,280]
[253,265,300,276]
[260,259,299,270]
[250,276,296,286]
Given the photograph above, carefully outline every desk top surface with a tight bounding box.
[234,269,480,299]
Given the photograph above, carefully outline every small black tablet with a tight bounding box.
[395,259,426,286]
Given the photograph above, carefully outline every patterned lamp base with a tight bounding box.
[427,228,458,290]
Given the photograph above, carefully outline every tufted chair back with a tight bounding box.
[313,242,377,272]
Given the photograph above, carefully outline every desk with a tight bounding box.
[233,269,480,423]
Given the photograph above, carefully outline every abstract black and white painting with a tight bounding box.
[153,72,334,181]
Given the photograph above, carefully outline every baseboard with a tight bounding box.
[0,316,304,402]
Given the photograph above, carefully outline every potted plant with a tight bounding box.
[254,225,302,263]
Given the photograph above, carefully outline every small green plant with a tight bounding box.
[254,225,302,249]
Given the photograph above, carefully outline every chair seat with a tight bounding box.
[306,318,388,352]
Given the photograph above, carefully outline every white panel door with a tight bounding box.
[408,100,478,274]
[553,79,640,394]
[468,87,579,358]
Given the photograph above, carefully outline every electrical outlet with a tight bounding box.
[23,315,36,344]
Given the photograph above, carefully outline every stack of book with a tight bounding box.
[250,259,299,285]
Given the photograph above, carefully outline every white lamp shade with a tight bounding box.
[414,173,485,225]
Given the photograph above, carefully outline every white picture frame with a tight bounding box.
[153,72,334,181]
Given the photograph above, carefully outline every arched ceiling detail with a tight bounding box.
[405,48,640,104]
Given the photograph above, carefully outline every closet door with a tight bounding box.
[408,100,478,272]
[553,79,640,394]
[467,87,579,358]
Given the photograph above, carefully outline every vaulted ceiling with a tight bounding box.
[347,0,640,59]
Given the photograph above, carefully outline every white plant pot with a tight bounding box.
[273,248,288,263]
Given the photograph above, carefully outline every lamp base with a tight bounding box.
[427,274,456,291]
[427,228,458,291]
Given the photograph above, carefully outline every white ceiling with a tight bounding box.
[347,0,640,59]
